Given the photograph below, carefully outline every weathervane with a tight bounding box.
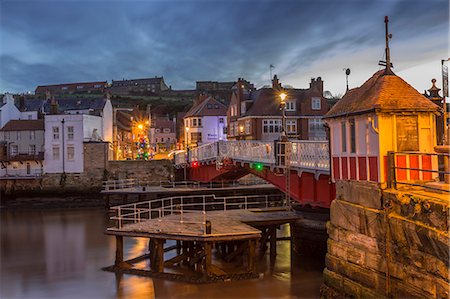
[378,16,394,74]
[343,68,351,91]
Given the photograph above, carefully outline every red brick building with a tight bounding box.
[227,75,331,141]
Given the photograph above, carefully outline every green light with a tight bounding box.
[254,163,263,171]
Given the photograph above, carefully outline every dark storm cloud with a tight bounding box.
[0,0,448,93]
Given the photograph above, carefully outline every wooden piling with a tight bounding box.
[115,236,123,266]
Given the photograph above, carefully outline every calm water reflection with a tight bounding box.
[1,208,323,299]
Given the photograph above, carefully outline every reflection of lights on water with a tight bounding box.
[117,275,155,299]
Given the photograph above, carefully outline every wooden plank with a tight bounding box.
[125,253,150,265]
[248,239,256,273]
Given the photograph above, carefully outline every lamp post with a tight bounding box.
[184,127,189,181]
[279,92,287,141]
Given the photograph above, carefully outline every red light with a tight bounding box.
[192,161,199,168]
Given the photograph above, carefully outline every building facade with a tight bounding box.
[0,120,45,177]
[35,81,107,95]
[227,76,331,141]
[184,95,228,147]
[43,114,106,173]
[149,116,177,153]
[110,77,170,95]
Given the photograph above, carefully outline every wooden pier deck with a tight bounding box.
[105,208,301,283]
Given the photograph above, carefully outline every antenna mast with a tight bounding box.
[379,16,394,74]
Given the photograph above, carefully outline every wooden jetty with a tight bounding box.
[104,196,301,283]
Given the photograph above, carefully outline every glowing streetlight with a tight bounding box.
[279,92,287,139]
[137,124,143,130]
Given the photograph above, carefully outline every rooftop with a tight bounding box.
[0,120,44,131]
[324,70,441,119]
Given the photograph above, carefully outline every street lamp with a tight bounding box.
[279,92,287,140]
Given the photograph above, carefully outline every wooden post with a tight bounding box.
[248,239,256,273]
[155,239,164,273]
[203,242,212,277]
[176,240,181,255]
[270,226,277,261]
[115,236,124,266]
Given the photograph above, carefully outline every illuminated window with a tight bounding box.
[286,119,297,134]
[245,120,250,134]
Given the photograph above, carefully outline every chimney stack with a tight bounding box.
[272,75,282,90]
[50,96,58,115]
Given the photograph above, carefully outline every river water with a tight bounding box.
[1,208,324,299]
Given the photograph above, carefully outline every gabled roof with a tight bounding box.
[324,70,440,119]
[0,120,44,131]
[185,95,228,117]
[243,88,311,116]
[152,117,176,132]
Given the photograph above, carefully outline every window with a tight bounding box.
[52,146,60,160]
[309,118,326,140]
[349,119,356,153]
[191,132,202,143]
[263,119,282,134]
[207,104,212,109]
[286,101,296,111]
[67,146,75,160]
[193,119,197,127]
[16,131,21,140]
[62,86,68,90]
[161,137,164,142]
[286,120,297,134]
[341,122,347,152]
[76,85,84,89]
[219,118,224,124]
[30,131,35,140]
[185,119,189,127]
[245,120,250,134]
[10,145,18,156]
[396,116,419,151]
[29,145,36,155]
[156,137,158,143]
[312,97,321,110]
[94,84,102,88]
[4,132,9,140]
[163,128,170,133]
[53,127,59,140]
[156,129,161,133]
[198,118,202,127]
[28,115,32,120]
[241,102,246,114]
[67,126,74,140]
[214,104,219,109]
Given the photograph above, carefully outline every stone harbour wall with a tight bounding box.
[1,159,173,196]
[321,180,449,298]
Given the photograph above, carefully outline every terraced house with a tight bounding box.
[227,76,332,141]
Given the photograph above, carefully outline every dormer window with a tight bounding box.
[312,97,321,110]
[286,101,295,111]
[207,104,212,109]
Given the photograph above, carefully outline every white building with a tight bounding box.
[184,95,227,147]
[43,114,106,173]
[0,94,39,129]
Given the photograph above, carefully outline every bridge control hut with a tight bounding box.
[323,69,441,187]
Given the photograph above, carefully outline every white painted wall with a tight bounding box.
[184,115,227,146]
[0,94,21,128]
[102,99,113,143]
[44,114,103,173]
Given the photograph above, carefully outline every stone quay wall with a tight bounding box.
[322,180,449,298]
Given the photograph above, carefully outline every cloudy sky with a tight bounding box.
[1,0,448,95]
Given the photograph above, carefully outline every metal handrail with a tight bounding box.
[387,151,449,193]
[109,193,286,233]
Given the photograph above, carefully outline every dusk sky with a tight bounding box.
[1,0,448,96]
